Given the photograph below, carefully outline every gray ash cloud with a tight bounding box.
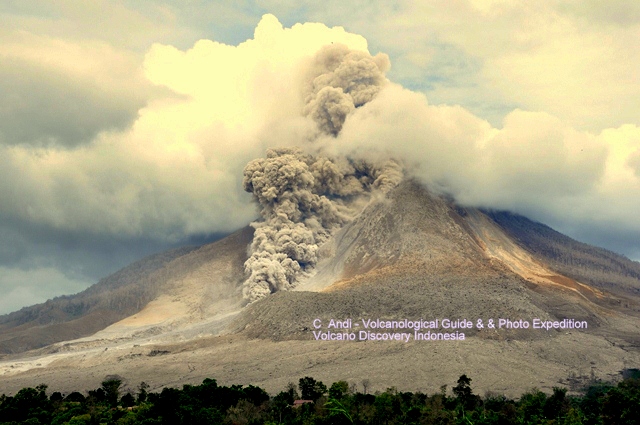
[242,148,402,302]
[240,44,400,302]
[241,44,402,303]
[302,44,390,136]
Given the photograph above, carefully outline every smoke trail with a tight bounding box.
[242,45,400,303]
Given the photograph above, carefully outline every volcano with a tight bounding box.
[1,180,639,397]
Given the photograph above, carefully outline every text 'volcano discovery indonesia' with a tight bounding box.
[311,318,589,342]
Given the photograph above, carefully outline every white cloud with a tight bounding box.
[322,82,640,256]
[276,0,640,131]
[2,12,638,250]
[331,84,606,203]
[0,14,374,241]
[0,1,193,50]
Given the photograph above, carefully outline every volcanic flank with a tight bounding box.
[1,178,640,396]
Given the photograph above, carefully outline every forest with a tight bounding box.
[1,371,639,424]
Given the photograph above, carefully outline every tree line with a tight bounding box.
[0,372,639,424]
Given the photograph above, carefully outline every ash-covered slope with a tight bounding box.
[487,211,640,301]
[0,246,197,355]
[0,228,252,355]
[89,226,252,342]
[1,181,639,397]
[233,180,640,342]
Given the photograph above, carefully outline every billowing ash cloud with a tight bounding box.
[242,44,401,303]
[302,44,390,136]
[240,43,402,302]
[242,147,402,302]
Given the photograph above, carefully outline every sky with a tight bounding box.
[1,0,639,314]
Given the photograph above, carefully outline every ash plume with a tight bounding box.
[303,44,390,136]
[242,45,400,303]
[242,148,402,302]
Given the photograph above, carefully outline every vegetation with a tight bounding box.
[1,373,639,424]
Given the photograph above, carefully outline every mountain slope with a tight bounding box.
[0,181,639,397]
[487,210,640,302]
[0,228,252,355]
[0,246,198,355]
[232,181,638,342]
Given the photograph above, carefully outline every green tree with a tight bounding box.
[329,381,350,400]
[101,378,123,408]
[518,388,547,423]
[560,406,585,425]
[120,392,136,408]
[227,399,263,424]
[325,397,354,424]
[137,381,149,403]
[544,386,569,420]
[453,375,472,401]
[453,374,480,413]
[2,384,52,424]
[298,377,327,401]
[242,384,270,406]
[67,413,92,425]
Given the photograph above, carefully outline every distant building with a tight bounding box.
[293,400,313,408]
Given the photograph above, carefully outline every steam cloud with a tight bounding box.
[242,44,401,302]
